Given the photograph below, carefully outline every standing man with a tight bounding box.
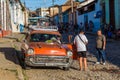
[74,30,88,71]
[96,30,106,65]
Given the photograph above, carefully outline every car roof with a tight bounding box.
[30,30,61,36]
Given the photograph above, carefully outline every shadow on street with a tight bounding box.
[0,48,22,66]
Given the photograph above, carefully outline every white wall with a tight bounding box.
[4,0,6,30]
[10,2,20,32]
[9,1,25,33]
[1,0,4,30]
[1,0,7,30]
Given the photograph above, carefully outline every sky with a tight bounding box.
[20,0,67,11]
[20,0,85,11]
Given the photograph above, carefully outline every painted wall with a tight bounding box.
[105,0,110,24]
[77,0,102,32]
[104,0,120,29]
[1,0,7,30]
[0,0,9,31]
[9,1,25,33]
[62,11,69,23]
[115,0,120,29]
[0,0,12,37]
[54,15,59,24]
[10,2,19,32]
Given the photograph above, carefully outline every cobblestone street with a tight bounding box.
[0,0,120,80]
[0,33,120,80]
[0,33,25,80]
[23,34,120,80]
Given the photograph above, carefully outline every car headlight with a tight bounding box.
[67,51,73,57]
[27,49,34,54]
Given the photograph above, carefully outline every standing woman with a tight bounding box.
[74,30,88,71]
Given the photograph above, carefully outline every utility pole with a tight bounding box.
[52,0,54,22]
[24,0,25,5]
[71,0,74,25]
[23,0,26,27]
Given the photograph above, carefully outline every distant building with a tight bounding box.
[36,8,41,17]
[36,8,49,17]
[49,0,79,24]
[41,8,49,17]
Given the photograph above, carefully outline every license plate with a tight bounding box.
[45,63,54,66]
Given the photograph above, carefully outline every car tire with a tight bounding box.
[24,64,31,70]
[63,67,69,71]
[25,66,31,70]
[23,61,31,70]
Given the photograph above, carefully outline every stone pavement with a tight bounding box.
[0,33,26,80]
[0,33,26,43]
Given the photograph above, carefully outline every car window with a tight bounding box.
[30,33,61,43]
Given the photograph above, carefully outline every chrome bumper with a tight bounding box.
[25,55,72,67]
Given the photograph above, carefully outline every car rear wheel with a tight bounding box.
[25,66,31,70]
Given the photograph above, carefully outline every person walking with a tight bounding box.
[74,30,88,71]
[96,30,106,65]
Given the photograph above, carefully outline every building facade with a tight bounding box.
[9,0,25,32]
[51,0,78,25]
[0,0,12,37]
[115,0,120,29]
[102,0,120,30]
[77,0,102,32]
[0,0,29,37]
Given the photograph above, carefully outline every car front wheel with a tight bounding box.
[63,67,70,71]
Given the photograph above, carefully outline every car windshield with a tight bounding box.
[30,33,61,43]
[30,22,37,26]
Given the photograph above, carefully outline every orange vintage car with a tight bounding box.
[21,28,77,70]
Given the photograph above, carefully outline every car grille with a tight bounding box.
[29,56,69,63]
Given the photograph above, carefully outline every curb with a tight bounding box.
[16,65,24,80]
[0,38,15,43]
[0,33,26,43]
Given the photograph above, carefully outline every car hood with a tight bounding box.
[28,42,68,56]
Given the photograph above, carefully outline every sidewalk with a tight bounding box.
[0,33,26,43]
[0,33,26,80]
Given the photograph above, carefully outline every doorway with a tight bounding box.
[109,0,115,30]
[84,14,88,31]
